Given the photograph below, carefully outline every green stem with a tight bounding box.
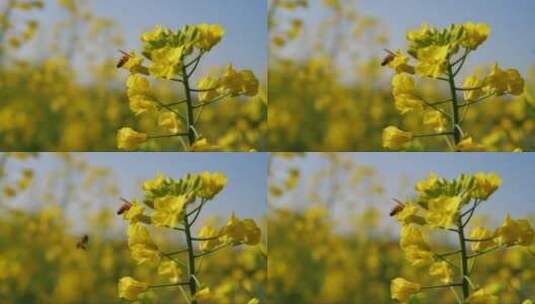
[181,63,196,145]
[447,61,461,145]
[457,219,470,300]
[184,214,198,304]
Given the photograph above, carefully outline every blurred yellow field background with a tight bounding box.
[0,0,267,151]
[268,0,535,151]
[268,153,535,303]
[0,153,267,303]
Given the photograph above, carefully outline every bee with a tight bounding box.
[76,234,89,250]
[117,197,132,215]
[389,198,405,217]
[381,49,396,66]
[116,50,131,68]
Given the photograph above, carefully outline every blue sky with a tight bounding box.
[24,0,266,81]
[282,153,535,229]
[289,0,534,76]
[13,153,267,232]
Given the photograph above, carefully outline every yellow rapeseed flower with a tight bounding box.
[425,195,462,228]
[461,22,490,50]
[158,111,180,133]
[415,45,449,78]
[158,261,182,283]
[465,288,498,304]
[199,172,228,200]
[470,227,495,251]
[151,195,187,228]
[429,261,453,283]
[117,128,148,150]
[390,277,421,302]
[118,277,148,301]
[149,46,184,79]
[382,126,412,150]
[195,23,224,51]
[472,172,501,200]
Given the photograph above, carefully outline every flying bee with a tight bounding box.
[381,49,396,66]
[76,234,89,250]
[116,50,131,68]
[389,198,405,217]
[117,197,132,215]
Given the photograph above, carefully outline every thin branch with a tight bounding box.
[421,283,463,290]
[458,93,495,108]
[149,282,191,288]
[166,248,189,255]
[194,244,231,258]
[191,235,221,241]
[455,86,485,91]
[436,249,461,257]
[192,93,231,109]
[148,133,189,139]
[467,245,505,259]
[414,131,454,138]
[418,97,452,119]
[464,236,496,242]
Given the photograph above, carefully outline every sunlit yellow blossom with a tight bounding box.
[143,174,166,192]
[423,110,446,132]
[152,195,187,228]
[121,50,146,74]
[415,172,439,193]
[415,45,449,78]
[390,277,420,302]
[117,128,147,150]
[461,22,490,50]
[382,126,412,150]
[190,138,218,151]
[463,74,485,102]
[126,74,151,96]
[127,223,160,264]
[404,245,434,267]
[472,172,501,200]
[465,288,498,304]
[118,277,148,301]
[197,76,220,102]
[394,203,422,225]
[123,201,145,223]
[198,225,221,251]
[429,261,453,283]
[195,23,224,51]
[495,214,535,246]
[158,112,180,133]
[426,195,461,228]
[126,74,156,115]
[470,227,495,251]
[158,261,182,283]
[129,95,156,115]
[149,46,184,79]
[386,50,415,74]
[407,23,431,43]
[141,24,167,44]
[199,172,227,199]
[400,225,428,250]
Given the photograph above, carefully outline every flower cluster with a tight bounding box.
[116,24,259,151]
[391,172,534,303]
[117,172,261,303]
[383,22,525,151]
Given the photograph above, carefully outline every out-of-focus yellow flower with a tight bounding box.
[158,261,182,283]
[195,23,224,51]
[141,24,168,44]
[484,64,524,96]
[118,276,148,301]
[382,126,412,150]
[220,214,261,246]
[429,261,453,283]
[117,128,148,150]
[247,298,260,304]
[158,112,180,133]
[465,288,498,304]
[423,110,446,132]
[456,137,487,152]
[495,214,535,246]
[219,65,259,97]
[463,74,485,102]
[190,138,218,151]
[461,22,490,50]
[3,186,17,198]
[149,46,184,79]
[390,277,420,302]
[197,76,221,102]
[472,172,501,200]
[199,172,227,200]
[194,287,212,300]
[415,45,449,78]
[152,195,187,228]
[470,227,495,251]
[126,74,156,115]
[426,195,461,228]
[198,225,221,251]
